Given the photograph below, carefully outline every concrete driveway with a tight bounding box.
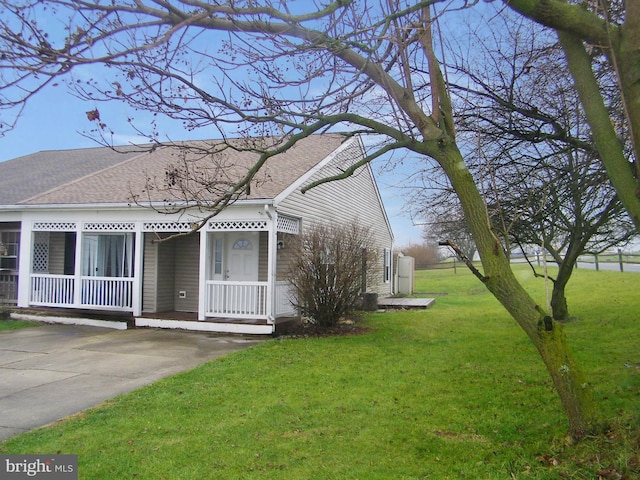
[0,324,263,441]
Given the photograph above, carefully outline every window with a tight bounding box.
[82,233,134,277]
[383,248,391,283]
[232,238,253,250]
[0,231,20,271]
[213,238,223,275]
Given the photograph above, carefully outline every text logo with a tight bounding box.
[1,455,77,479]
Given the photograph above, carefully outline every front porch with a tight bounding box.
[15,210,301,334]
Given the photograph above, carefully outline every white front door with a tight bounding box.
[226,232,259,282]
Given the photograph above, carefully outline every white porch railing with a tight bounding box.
[30,274,133,310]
[275,281,297,317]
[206,281,268,319]
[205,280,297,320]
[31,274,75,306]
[81,276,133,309]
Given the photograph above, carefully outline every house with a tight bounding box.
[0,133,394,334]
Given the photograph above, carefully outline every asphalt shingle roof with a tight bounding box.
[0,134,347,206]
[0,145,144,205]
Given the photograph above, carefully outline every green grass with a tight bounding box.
[1,265,638,479]
[0,317,40,331]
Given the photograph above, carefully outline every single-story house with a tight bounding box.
[0,133,394,334]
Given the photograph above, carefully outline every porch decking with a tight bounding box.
[377,297,436,309]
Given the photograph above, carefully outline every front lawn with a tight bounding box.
[1,265,638,479]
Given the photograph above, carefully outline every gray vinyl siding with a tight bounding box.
[48,232,66,275]
[142,234,184,313]
[278,139,393,296]
[174,234,199,312]
[157,240,176,311]
[275,233,296,281]
[142,235,158,312]
[142,233,177,313]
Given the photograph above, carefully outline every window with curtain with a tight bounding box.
[82,233,134,277]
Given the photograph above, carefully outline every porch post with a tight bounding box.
[266,210,277,322]
[73,225,83,307]
[16,222,32,308]
[132,224,144,316]
[198,229,207,321]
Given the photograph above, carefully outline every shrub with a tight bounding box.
[288,223,378,329]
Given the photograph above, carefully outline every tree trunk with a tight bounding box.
[550,261,576,321]
[551,285,570,322]
[434,141,599,438]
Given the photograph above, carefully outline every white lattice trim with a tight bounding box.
[83,222,136,232]
[207,220,268,231]
[32,222,77,231]
[143,222,194,232]
[277,215,300,235]
[33,232,49,272]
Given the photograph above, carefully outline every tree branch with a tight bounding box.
[438,239,488,282]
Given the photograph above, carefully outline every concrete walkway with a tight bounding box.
[0,324,263,441]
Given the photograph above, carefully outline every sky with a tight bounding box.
[0,0,486,248]
[0,85,425,247]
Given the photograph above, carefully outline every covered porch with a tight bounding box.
[18,221,141,313]
[17,210,300,334]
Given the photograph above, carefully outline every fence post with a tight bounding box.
[618,248,624,272]
[595,254,599,271]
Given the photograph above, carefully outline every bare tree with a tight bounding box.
[397,242,441,269]
[507,0,640,229]
[2,0,629,438]
[444,13,636,321]
[420,202,478,262]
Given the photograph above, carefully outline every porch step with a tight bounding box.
[134,317,275,335]
[10,311,129,330]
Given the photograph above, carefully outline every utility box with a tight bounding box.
[397,255,415,295]
[360,292,378,311]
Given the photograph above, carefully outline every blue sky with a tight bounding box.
[0,84,424,247]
